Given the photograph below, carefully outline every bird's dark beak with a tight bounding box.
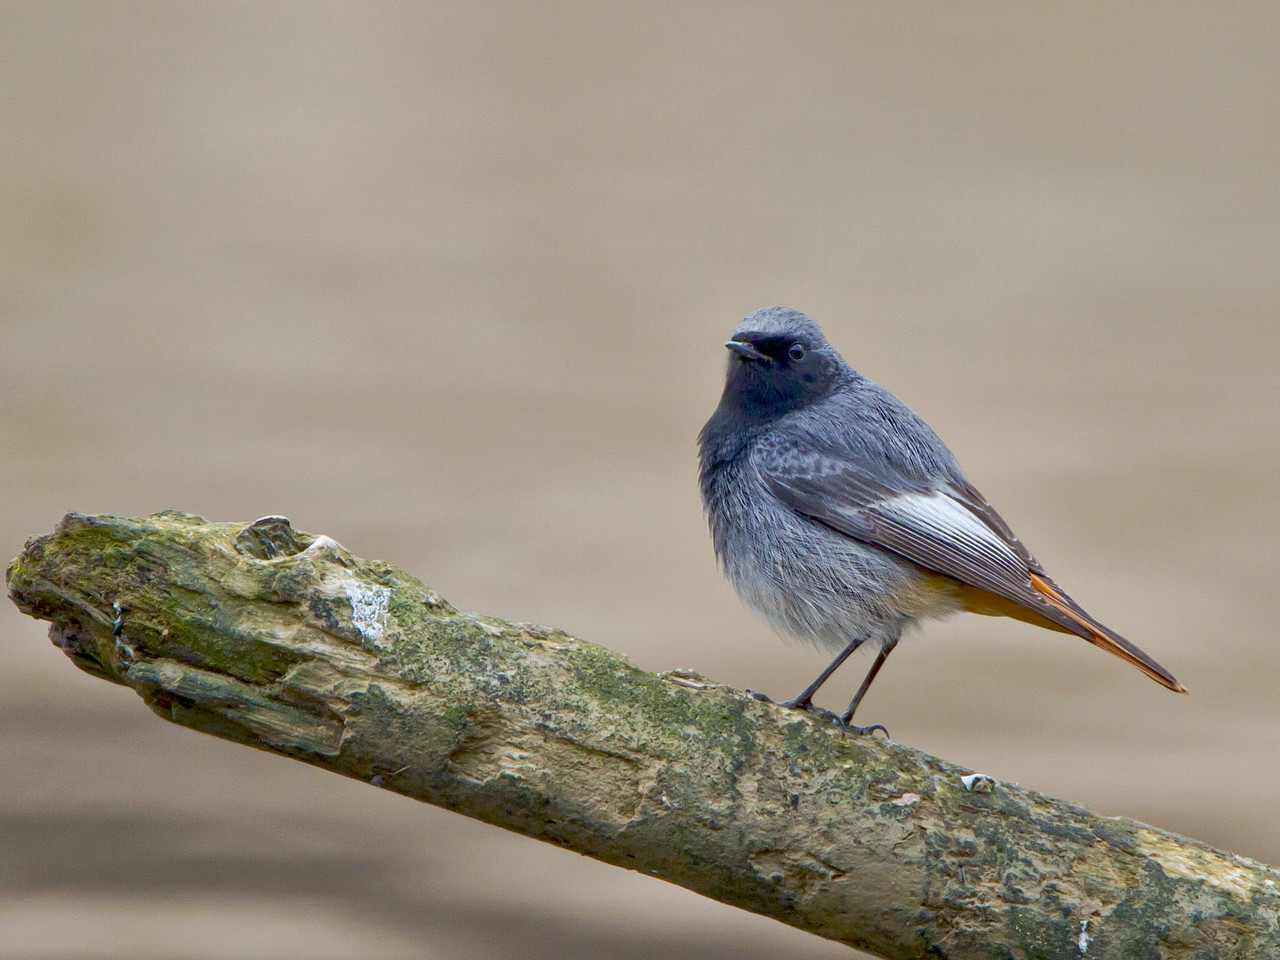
[725,340,768,362]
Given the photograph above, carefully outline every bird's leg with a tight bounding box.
[750,636,865,723]
[837,636,898,737]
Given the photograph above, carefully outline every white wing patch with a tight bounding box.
[879,492,1030,583]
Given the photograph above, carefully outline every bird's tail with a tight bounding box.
[1029,573,1187,693]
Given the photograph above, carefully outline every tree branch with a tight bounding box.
[7,511,1278,958]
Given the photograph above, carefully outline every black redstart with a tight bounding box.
[698,306,1185,732]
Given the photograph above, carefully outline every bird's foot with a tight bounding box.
[800,705,887,738]
[748,690,885,736]
[838,717,890,739]
[747,689,821,713]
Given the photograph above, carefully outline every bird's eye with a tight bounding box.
[788,343,806,361]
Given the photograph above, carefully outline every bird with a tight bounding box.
[698,306,1186,733]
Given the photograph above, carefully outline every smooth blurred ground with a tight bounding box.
[2,4,1278,958]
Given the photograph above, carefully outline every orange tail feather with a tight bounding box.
[1029,573,1187,694]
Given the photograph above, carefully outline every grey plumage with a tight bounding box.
[698,306,1184,727]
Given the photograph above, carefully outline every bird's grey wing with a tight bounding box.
[758,438,1188,694]
[758,442,1055,614]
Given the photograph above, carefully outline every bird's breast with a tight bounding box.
[702,460,960,649]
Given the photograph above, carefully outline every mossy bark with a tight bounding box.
[8,511,1279,958]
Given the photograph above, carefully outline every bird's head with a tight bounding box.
[718,307,847,421]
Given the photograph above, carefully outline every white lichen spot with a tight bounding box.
[891,793,922,807]
[960,773,996,793]
[1077,918,1092,953]
[306,535,342,553]
[344,581,391,641]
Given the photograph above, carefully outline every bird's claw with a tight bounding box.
[779,696,815,711]
[801,706,887,739]
[748,690,817,713]
[841,721,890,739]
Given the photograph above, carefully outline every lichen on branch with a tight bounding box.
[8,511,1279,959]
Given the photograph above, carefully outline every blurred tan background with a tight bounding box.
[2,4,1278,958]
